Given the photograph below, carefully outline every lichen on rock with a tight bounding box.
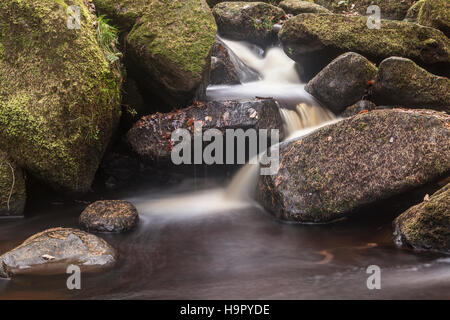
[394,183,450,253]
[257,109,450,223]
[372,57,450,112]
[279,13,450,79]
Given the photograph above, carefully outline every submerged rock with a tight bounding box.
[305,52,378,114]
[314,0,415,20]
[417,0,450,37]
[279,13,450,79]
[0,0,121,194]
[279,0,331,15]
[394,183,450,253]
[0,228,116,278]
[80,200,139,233]
[210,38,241,85]
[212,2,286,47]
[372,57,450,112]
[0,153,26,217]
[126,0,216,109]
[127,99,285,162]
[257,109,450,223]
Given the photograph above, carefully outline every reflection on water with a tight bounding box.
[0,179,449,300]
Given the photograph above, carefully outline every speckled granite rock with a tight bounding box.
[80,200,139,233]
[305,52,378,114]
[257,109,450,223]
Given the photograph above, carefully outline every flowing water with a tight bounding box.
[0,38,449,300]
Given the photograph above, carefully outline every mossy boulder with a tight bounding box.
[314,0,415,20]
[305,52,378,114]
[0,153,26,217]
[279,0,331,15]
[417,0,450,37]
[93,0,148,31]
[126,0,217,109]
[394,183,450,253]
[207,0,282,7]
[0,0,121,194]
[372,57,450,112]
[257,109,450,223]
[279,13,450,79]
[0,227,116,278]
[212,2,286,47]
[80,200,139,233]
[404,0,424,23]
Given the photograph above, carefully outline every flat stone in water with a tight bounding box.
[0,227,116,278]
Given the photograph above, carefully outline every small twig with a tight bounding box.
[6,162,15,211]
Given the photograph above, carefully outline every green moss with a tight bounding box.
[280,13,450,66]
[129,0,216,78]
[0,0,121,193]
[395,183,450,252]
[417,0,450,36]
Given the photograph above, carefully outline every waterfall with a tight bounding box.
[214,37,340,201]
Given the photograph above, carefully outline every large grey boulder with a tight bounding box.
[279,13,450,79]
[257,109,450,223]
[305,52,378,114]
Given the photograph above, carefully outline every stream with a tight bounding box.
[0,38,449,300]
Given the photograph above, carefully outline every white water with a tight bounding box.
[139,38,339,217]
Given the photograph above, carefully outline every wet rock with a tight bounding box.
[279,0,331,15]
[340,100,378,118]
[127,99,285,162]
[257,109,450,223]
[0,0,121,194]
[279,13,450,79]
[417,0,450,37]
[314,0,415,20]
[372,57,450,112]
[80,200,139,233]
[0,228,116,278]
[212,2,286,47]
[99,152,140,189]
[394,183,450,253]
[126,0,216,109]
[0,153,26,217]
[210,38,241,85]
[305,52,378,114]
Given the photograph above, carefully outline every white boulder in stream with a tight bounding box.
[0,228,116,278]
